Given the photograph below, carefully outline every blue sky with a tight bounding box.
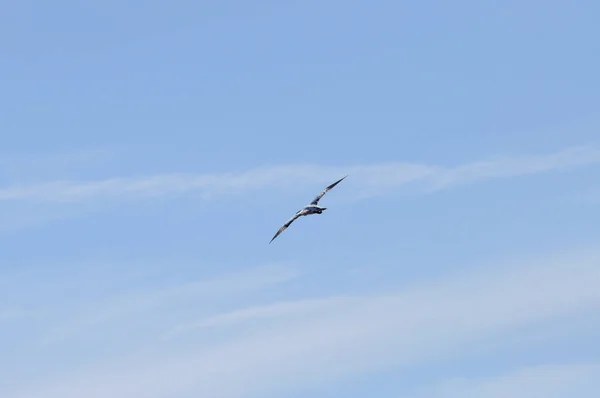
[1,1,600,397]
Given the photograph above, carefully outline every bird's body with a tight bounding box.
[300,205,326,214]
[269,176,347,243]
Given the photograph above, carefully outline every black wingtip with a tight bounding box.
[332,175,348,186]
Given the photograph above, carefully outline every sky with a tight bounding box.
[1,1,600,397]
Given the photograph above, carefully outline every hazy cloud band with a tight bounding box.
[0,145,598,203]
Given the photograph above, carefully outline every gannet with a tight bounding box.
[269,175,347,243]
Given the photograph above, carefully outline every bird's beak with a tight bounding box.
[322,207,327,210]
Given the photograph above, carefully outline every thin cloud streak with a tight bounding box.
[428,145,600,190]
[39,263,300,346]
[0,145,598,203]
[167,295,358,337]
[9,246,600,398]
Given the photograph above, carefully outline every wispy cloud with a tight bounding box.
[1,145,598,203]
[426,144,600,190]
[7,245,600,398]
[167,295,357,337]
[39,263,301,345]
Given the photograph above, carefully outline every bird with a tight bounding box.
[269,175,347,243]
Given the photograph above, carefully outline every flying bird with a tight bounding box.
[269,175,347,243]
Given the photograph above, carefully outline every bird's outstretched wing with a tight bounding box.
[310,175,347,205]
[269,211,304,243]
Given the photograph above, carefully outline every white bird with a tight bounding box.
[269,175,347,243]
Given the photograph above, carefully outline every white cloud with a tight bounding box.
[39,263,301,346]
[166,295,357,336]
[427,145,600,190]
[422,363,600,398]
[7,245,600,398]
[0,145,598,203]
